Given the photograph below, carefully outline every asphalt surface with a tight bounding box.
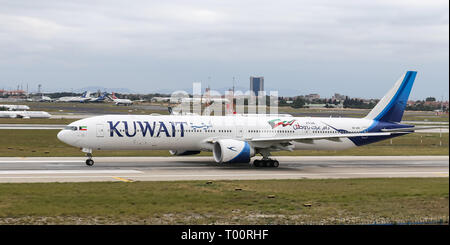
[0,156,447,183]
[0,124,65,129]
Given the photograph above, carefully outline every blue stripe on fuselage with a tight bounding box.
[348,120,413,146]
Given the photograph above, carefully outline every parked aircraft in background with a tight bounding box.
[38,96,54,102]
[0,110,51,119]
[151,97,172,102]
[89,92,108,103]
[0,105,30,111]
[180,97,230,104]
[58,71,440,167]
[109,92,133,105]
[25,96,53,102]
[58,91,91,103]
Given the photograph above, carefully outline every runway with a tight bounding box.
[0,156,447,183]
[0,124,65,130]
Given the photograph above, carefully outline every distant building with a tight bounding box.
[305,103,327,108]
[250,76,264,96]
[304,94,320,101]
[0,89,26,96]
[332,93,346,101]
[425,100,441,106]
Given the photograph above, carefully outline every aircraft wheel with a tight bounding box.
[86,159,94,166]
[273,160,279,168]
[253,160,261,167]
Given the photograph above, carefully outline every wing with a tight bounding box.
[249,125,447,144]
[248,132,393,143]
[14,113,30,119]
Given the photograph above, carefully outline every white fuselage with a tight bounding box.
[0,105,30,111]
[58,97,91,102]
[113,98,133,105]
[57,114,375,152]
[0,111,51,118]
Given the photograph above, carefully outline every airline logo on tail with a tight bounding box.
[81,91,91,98]
[365,71,417,123]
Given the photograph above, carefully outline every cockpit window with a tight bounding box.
[64,126,78,131]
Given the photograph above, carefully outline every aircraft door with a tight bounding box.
[96,124,105,137]
[235,125,243,138]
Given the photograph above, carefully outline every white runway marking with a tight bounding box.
[0,160,82,163]
[0,170,143,175]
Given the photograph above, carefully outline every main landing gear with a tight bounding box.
[85,153,94,166]
[253,159,279,168]
[253,150,279,168]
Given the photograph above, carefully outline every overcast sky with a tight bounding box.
[0,0,448,99]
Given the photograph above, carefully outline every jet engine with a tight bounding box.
[169,150,201,156]
[213,139,255,163]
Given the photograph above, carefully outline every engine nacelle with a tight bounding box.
[213,139,254,163]
[169,150,201,156]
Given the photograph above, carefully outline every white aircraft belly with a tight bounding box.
[293,137,356,151]
[86,133,203,151]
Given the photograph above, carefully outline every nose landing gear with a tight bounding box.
[82,148,94,166]
[85,153,94,166]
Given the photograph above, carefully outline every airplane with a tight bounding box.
[89,92,108,103]
[58,91,91,103]
[38,96,54,102]
[180,97,230,104]
[0,110,51,119]
[58,71,435,167]
[152,97,172,103]
[0,104,30,111]
[109,92,133,105]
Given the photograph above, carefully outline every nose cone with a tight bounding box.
[57,130,69,144]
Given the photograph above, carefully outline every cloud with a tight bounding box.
[0,0,447,98]
[1,0,447,58]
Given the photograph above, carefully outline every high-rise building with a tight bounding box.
[250,76,264,96]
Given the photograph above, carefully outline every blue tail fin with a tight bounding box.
[365,71,417,123]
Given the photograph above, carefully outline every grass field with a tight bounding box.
[0,129,447,157]
[402,115,449,122]
[0,178,447,224]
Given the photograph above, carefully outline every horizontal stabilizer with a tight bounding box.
[381,126,447,132]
